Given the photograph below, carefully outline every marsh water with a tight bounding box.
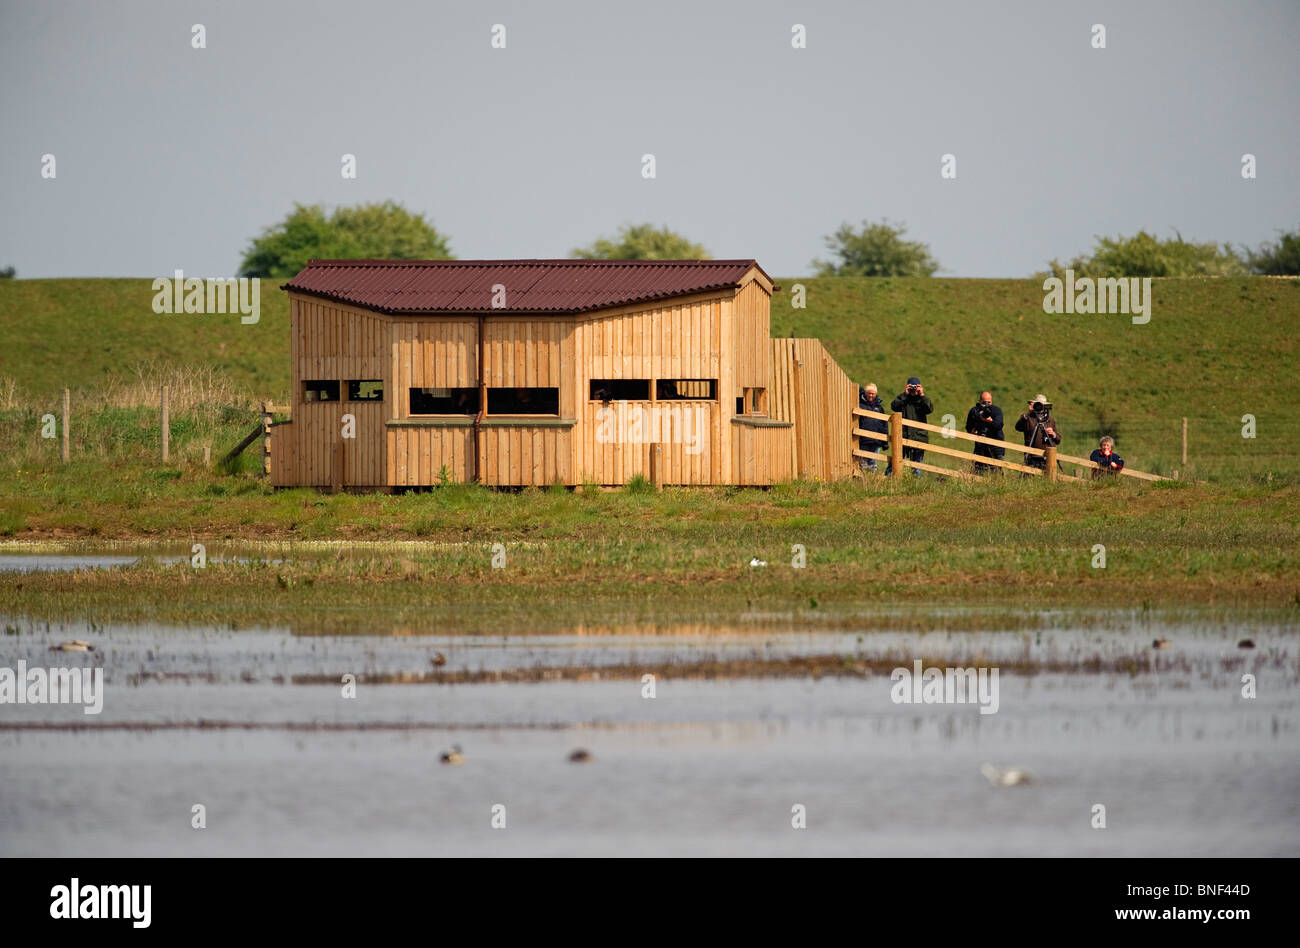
[2,554,1298,856]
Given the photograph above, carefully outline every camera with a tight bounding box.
[1032,401,1045,412]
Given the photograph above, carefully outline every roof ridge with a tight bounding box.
[302,258,755,267]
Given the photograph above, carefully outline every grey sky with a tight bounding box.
[2,0,1297,279]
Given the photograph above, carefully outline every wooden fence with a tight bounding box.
[851,407,1167,483]
[770,338,857,480]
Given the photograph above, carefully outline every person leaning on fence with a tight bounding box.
[1089,436,1125,477]
[857,383,887,473]
[965,391,1004,475]
[1014,394,1061,473]
[889,377,933,477]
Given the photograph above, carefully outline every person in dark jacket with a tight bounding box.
[890,377,933,477]
[964,391,1004,475]
[1014,393,1061,472]
[1089,436,1124,477]
[857,383,887,473]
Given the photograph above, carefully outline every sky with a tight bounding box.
[1,0,1297,279]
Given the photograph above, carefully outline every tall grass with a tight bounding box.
[0,361,259,471]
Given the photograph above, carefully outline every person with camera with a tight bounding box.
[889,376,933,477]
[964,391,1004,475]
[1014,393,1061,472]
[857,383,887,473]
[1089,436,1125,477]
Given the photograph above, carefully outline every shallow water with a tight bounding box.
[0,554,142,573]
[1,617,1297,856]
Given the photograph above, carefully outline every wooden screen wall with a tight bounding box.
[769,337,857,480]
[480,318,572,486]
[386,317,573,487]
[289,295,389,487]
[387,318,477,486]
[571,292,728,485]
[732,279,772,395]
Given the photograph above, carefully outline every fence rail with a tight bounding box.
[850,407,1167,482]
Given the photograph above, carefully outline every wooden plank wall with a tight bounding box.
[769,337,857,480]
[388,427,475,487]
[730,423,794,484]
[290,294,389,487]
[571,292,727,485]
[388,318,477,486]
[386,318,573,487]
[732,279,772,394]
[269,422,295,486]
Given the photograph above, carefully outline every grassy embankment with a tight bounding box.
[0,277,1297,629]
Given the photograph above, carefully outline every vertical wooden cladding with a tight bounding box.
[732,279,773,394]
[769,337,856,480]
[387,317,573,487]
[571,292,725,485]
[289,294,389,487]
[481,318,571,486]
[730,422,794,485]
[483,318,567,391]
[388,318,477,486]
[269,422,295,486]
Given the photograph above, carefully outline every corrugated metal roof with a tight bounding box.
[282,259,770,314]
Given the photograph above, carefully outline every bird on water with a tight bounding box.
[440,744,465,765]
[981,763,1033,787]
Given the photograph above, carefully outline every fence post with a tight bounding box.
[1181,417,1188,468]
[650,443,664,490]
[889,412,903,476]
[61,388,70,462]
[1045,445,1058,481]
[203,445,211,469]
[261,402,272,476]
[160,386,169,463]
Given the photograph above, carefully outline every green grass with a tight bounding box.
[3,275,1296,481]
[1,476,1297,629]
[0,275,1297,628]
[0,277,290,401]
[772,276,1300,481]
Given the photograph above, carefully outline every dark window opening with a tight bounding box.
[347,379,384,401]
[409,387,480,415]
[736,397,744,415]
[488,387,559,415]
[589,379,650,402]
[656,379,716,401]
[303,379,340,403]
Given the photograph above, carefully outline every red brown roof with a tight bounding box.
[282,259,771,314]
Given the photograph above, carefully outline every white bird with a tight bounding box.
[749,557,767,568]
[981,763,1033,787]
[50,640,94,652]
